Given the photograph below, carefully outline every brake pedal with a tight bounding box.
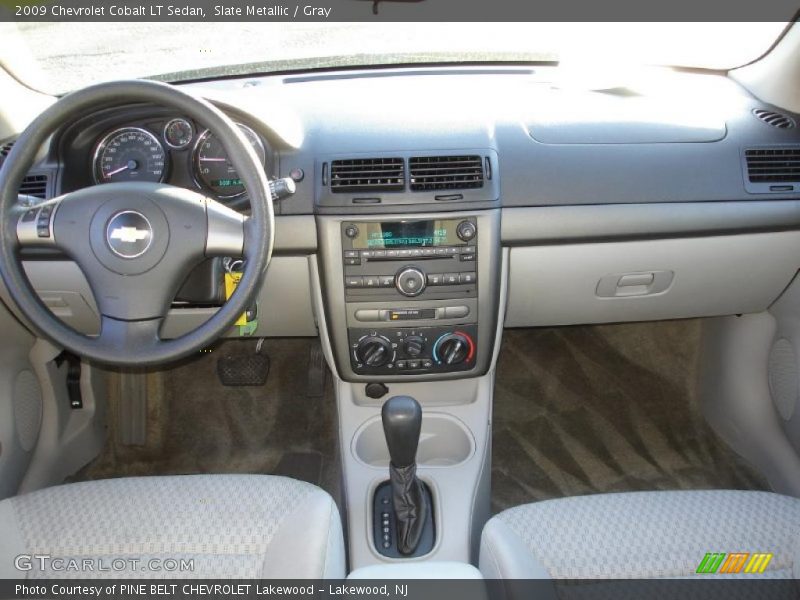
[217,340,270,386]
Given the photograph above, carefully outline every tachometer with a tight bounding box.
[93,127,167,184]
[193,123,266,198]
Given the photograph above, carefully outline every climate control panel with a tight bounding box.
[348,325,477,375]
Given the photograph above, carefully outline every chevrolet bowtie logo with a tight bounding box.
[109,227,149,243]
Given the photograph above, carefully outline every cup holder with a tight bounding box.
[353,413,474,468]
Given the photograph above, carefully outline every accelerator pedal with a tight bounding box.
[306,340,327,398]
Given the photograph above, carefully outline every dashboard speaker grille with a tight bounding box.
[745,148,800,183]
[330,157,405,193]
[753,109,796,129]
[409,155,484,191]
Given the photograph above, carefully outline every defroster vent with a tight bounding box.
[330,157,405,193]
[409,155,484,191]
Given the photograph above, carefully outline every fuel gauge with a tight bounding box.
[163,118,193,149]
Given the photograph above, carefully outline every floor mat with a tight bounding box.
[492,320,768,514]
[70,338,340,501]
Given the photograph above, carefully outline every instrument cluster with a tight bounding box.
[87,115,269,206]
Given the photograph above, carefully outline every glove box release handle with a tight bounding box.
[596,270,674,298]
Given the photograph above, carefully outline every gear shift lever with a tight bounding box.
[382,395,429,555]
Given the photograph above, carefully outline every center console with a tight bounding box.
[313,205,502,570]
[316,210,501,382]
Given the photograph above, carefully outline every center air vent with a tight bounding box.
[745,148,800,183]
[330,158,404,193]
[409,155,484,191]
[753,109,796,129]
[19,174,48,199]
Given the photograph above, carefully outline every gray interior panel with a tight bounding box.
[501,202,800,244]
[25,255,318,339]
[505,232,800,327]
[528,89,726,144]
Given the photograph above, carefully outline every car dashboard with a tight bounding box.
[5,65,800,383]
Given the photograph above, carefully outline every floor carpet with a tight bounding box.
[70,338,341,502]
[492,320,768,513]
[72,322,767,518]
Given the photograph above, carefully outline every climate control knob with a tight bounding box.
[396,267,426,297]
[403,335,426,357]
[434,332,474,366]
[356,335,394,367]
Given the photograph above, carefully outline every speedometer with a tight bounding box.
[193,123,266,198]
[93,127,167,184]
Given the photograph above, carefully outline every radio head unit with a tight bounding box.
[341,217,478,302]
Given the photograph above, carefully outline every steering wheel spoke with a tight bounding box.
[15,195,67,249]
[206,197,245,257]
[96,315,163,356]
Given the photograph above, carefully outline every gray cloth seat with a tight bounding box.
[0,474,345,579]
[480,490,800,579]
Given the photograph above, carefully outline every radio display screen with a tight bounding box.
[350,219,464,249]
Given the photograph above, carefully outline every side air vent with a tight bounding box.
[409,155,484,191]
[753,109,796,129]
[0,140,14,160]
[745,148,800,183]
[329,157,405,193]
[19,174,48,199]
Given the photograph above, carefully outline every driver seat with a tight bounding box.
[0,474,345,578]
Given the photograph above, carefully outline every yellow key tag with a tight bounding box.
[224,272,248,326]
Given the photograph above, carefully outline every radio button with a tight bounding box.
[386,250,399,258]
[398,249,412,258]
[354,309,381,321]
[364,276,381,288]
[427,273,443,286]
[345,276,364,288]
[460,252,476,262]
[344,250,359,258]
[361,250,373,259]
[422,248,436,257]
[444,305,470,319]
[460,272,477,285]
[443,273,459,285]
[379,275,395,287]
[373,250,386,258]
[344,257,361,266]
[434,248,448,256]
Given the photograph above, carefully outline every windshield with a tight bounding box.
[0,22,790,95]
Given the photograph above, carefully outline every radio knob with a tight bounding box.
[344,224,359,239]
[395,267,426,297]
[403,335,425,357]
[456,220,477,242]
[356,335,393,367]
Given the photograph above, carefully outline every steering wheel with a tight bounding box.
[0,80,274,366]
